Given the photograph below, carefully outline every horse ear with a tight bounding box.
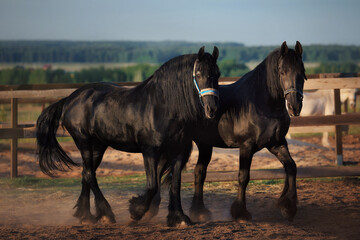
[295,41,303,57]
[212,46,219,61]
[197,46,205,60]
[280,41,288,56]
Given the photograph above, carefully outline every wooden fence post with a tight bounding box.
[10,97,18,178]
[334,89,343,165]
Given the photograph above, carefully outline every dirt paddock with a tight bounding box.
[0,135,359,239]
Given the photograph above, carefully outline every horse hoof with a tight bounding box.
[231,201,252,221]
[189,207,212,222]
[127,220,138,226]
[177,220,190,228]
[198,212,212,222]
[99,215,116,224]
[167,214,193,227]
[279,206,297,221]
[277,197,297,221]
[129,195,147,221]
[142,205,159,222]
[80,217,97,225]
[233,211,252,222]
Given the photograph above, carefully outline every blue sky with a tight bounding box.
[0,0,359,46]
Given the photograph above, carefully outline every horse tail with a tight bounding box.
[162,169,173,187]
[161,162,173,187]
[36,97,78,177]
[161,152,191,188]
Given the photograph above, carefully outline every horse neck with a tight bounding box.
[141,55,202,121]
[250,53,285,108]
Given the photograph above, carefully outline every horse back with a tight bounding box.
[61,82,181,152]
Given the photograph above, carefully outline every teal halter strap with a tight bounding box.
[192,60,219,105]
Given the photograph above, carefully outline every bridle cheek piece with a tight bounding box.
[192,60,219,106]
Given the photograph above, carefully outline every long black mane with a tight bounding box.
[132,54,203,121]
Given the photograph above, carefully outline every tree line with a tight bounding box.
[1,60,359,85]
[1,41,360,63]
[0,64,159,85]
[0,59,251,85]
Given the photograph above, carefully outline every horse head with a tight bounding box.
[340,88,357,111]
[193,46,220,119]
[278,41,306,117]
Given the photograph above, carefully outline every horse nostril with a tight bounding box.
[205,105,216,119]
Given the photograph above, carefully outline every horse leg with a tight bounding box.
[90,145,116,224]
[322,131,331,148]
[129,149,159,222]
[268,140,297,221]
[74,142,115,224]
[142,155,168,221]
[189,143,213,222]
[74,165,95,224]
[167,141,193,227]
[231,145,253,221]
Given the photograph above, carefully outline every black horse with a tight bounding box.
[187,41,306,223]
[36,46,220,227]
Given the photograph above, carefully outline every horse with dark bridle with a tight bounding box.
[188,41,306,222]
[147,41,306,223]
[36,46,220,227]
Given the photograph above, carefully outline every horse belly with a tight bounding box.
[93,106,167,152]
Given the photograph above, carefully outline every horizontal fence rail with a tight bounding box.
[1,73,360,178]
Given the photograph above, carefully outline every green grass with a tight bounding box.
[0,103,43,123]
[290,125,360,138]
[349,125,360,134]
[0,176,81,189]
[250,179,284,185]
[0,174,147,191]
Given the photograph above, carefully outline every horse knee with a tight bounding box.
[82,169,93,182]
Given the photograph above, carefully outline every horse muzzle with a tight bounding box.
[284,88,303,117]
[202,94,219,119]
[286,99,302,117]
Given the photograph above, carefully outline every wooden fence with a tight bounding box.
[1,73,360,178]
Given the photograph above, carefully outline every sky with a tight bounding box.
[0,0,359,46]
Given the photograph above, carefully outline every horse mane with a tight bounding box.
[264,49,283,99]
[134,53,203,121]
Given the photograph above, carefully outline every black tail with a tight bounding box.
[36,98,78,177]
[162,148,192,188]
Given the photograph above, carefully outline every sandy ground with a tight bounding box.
[0,178,359,239]
[0,135,359,239]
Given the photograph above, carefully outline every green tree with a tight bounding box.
[218,59,249,77]
[28,69,46,84]
[0,67,30,84]
[307,62,360,74]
